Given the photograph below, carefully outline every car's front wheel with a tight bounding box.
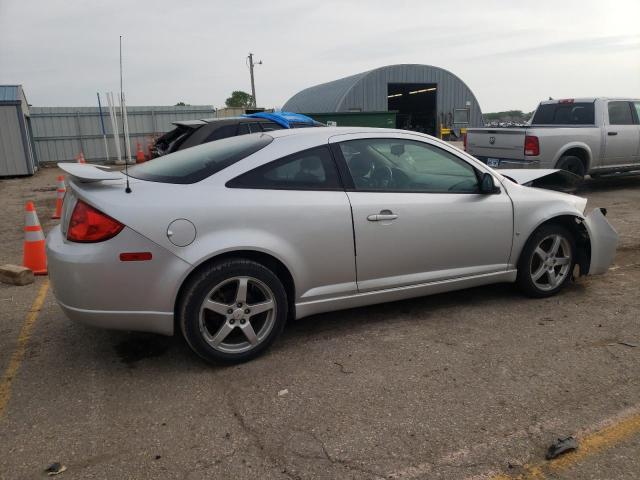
[179,259,288,364]
[517,224,575,298]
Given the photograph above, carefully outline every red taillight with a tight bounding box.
[558,99,574,104]
[524,135,540,156]
[463,132,467,151]
[67,200,124,243]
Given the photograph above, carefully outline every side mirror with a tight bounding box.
[479,173,500,194]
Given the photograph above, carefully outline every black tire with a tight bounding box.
[516,224,576,298]
[179,259,288,364]
[556,155,586,179]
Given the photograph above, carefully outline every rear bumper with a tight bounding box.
[46,225,192,335]
[584,208,618,275]
[57,301,174,335]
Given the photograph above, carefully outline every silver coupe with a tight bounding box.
[47,127,618,363]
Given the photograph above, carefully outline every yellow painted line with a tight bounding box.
[0,279,49,418]
[490,409,640,479]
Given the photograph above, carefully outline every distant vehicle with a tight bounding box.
[48,127,617,364]
[151,111,323,157]
[466,98,640,179]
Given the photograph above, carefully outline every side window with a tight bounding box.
[227,146,341,190]
[260,122,284,131]
[339,138,479,193]
[608,102,634,125]
[206,124,238,142]
[237,123,250,135]
[633,102,640,124]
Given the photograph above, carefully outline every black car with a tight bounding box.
[151,113,323,158]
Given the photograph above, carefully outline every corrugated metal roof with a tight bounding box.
[282,64,483,127]
[0,85,20,103]
[283,71,369,113]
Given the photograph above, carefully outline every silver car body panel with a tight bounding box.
[47,224,190,335]
[583,208,618,275]
[46,127,618,336]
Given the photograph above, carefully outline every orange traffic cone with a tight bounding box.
[23,201,47,275]
[77,151,86,164]
[136,143,146,163]
[52,175,66,219]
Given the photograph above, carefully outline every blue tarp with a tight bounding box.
[242,111,317,128]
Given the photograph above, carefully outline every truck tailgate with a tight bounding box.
[467,129,526,160]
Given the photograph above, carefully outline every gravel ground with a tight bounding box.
[0,165,639,479]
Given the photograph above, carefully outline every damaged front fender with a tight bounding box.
[583,208,618,275]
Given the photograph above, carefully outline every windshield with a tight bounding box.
[128,133,273,184]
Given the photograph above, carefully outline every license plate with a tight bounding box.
[487,158,500,167]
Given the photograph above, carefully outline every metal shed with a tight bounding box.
[283,64,483,137]
[0,85,38,176]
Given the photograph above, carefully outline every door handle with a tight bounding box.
[367,210,398,222]
[608,131,618,136]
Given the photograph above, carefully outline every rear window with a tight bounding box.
[531,102,595,125]
[127,133,273,184]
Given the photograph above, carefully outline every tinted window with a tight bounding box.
[260,122,284,131]
[128,134,273,184]
[608,101,634,125]
[339,139,479,193]
[227,146,341,190]
[206,124,238,141]
[532,102,595,125]
[237,123,250,135]
[634,102,640,123]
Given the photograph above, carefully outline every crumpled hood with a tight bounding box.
[498,168,582,193]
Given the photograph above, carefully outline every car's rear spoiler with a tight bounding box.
[58,163,124,183]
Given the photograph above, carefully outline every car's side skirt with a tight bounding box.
[294,270,518,320]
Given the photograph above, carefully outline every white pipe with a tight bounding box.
[106,92,123,165]
[120,93,133,164]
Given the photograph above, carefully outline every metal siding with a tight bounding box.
[0,85,19,103]
[30,106,216,163]
[282,64,483,127]
[0,105,29,175]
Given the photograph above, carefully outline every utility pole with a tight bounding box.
[247,53,262,108]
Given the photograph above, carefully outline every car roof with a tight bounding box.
[267,126,413,140]
[538,97,639,105]
[199,117,266,124]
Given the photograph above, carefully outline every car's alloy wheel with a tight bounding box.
[198,276,277,354]
[517,224,575,298]
[528,234,572,292]
[180,259,287,364]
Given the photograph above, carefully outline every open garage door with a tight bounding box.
[387,83,437,136]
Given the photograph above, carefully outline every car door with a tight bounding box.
[330,134,513,293]
[603,101,639,166]
[226,145,357,301]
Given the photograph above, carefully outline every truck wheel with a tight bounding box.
[556,156,585,179]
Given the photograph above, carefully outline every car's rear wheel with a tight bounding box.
[517,224,575,298]
[179,259,287,364]
[556,155,586,179]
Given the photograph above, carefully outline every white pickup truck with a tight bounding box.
[465,98,640,178]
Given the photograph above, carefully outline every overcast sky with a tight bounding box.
[1,0,638,112]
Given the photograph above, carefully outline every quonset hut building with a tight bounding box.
[282,64,483,137]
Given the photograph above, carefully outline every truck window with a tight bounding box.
[531,103,595,125]
[608,101,634,125]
